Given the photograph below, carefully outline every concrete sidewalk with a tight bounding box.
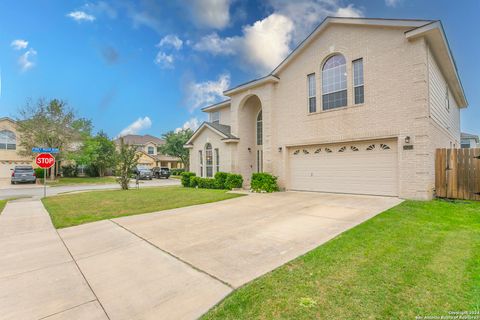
[0,199,108,320]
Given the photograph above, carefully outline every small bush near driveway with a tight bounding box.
[250,173,279,193]
[181,171,243,190]
[181,172,196,187]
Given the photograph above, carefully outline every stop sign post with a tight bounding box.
[35,153,55,197]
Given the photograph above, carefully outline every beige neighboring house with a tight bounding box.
[0,117,34,178]
[185,17,468,200]
[115,134,183,169]
[461,132,479,148]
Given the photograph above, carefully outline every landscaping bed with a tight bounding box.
[202,200,480,320]
[42,186,243,228]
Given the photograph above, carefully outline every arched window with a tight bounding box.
[205,143,213,177]
[256,111,262,146]
[0,130,16,150]
[322,54,347,110]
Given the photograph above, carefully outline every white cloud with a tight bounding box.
[18,48,37,71]
[335,4,363,17]
[193,1,363,74]
[186,73,230,112]
[10,39,28,50]
[67,11,96,22]
[193,33,237,55]
[242,14,294,72]
[385,0,401,7]
[118,117,152,137]
[158,35,183,50]
[154,52,174,69]
[190,0,231,29]
[175,118,200,133]
[194,14,294,74]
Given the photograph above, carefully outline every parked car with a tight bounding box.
[11,166,36,184]
[152,167,171,179]
[134,168,153,180]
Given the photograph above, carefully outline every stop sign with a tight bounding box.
[35,153,55,169]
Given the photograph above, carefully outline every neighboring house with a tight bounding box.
[115,134,183,169]
[461,132,479,148]
[185,17,468,200]
[0,117,34,178]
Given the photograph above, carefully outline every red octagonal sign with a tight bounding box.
[35,153,55,169]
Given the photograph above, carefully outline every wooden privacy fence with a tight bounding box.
[435,148,480,201]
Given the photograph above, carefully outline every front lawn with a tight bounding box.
[203,200,480,320]
[42,186,243,228]
[41,176,117,186]
[0,200,6,214]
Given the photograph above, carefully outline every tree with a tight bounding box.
[73,131,116,177]
[16,98,92,179]
[159,129,193,170]
[116,137,139,190]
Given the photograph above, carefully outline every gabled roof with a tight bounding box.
[461,132,479,142]
[220,17,467,108]
[115,134,164,146]
[0,117,16,125]
[201,99,231,112]
[185,122,239,146]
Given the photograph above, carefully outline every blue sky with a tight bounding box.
[0,0,478,138]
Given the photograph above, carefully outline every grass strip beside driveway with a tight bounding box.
[202,200,480,320]
[0,200,6,214]
[41,176,117,186]
[42,186,243,228]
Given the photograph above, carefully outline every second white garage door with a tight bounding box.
[288,140,398,196]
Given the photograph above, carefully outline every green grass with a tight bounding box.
[0,200,6,214]
[202,200,480,320]
[41,176,117,186]
[42,186,243,228]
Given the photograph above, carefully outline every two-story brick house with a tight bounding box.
[185,17,468,200]
[0,117,34,178]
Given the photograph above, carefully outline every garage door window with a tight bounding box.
[0,130,16,150]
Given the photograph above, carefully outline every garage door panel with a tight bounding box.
[289,140,398,196]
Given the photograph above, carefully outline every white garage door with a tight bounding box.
[289,140,398,196]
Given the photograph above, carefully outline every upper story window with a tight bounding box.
[210,111,220,124]
[0,130,16,150]
[205,143,213,177]
[256,111,263,146]
[147,146,155,155]
[353,58,364,104]
[307,73,316,113]
[322,54,347,110]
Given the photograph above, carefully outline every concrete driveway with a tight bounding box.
[1,192,402,319]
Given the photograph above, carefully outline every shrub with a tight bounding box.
[189,176,199,188]
[34,168,45,178]
[251,172,279,193]
[171,168,185,176]
[181,172,196,187]
[197,177,217,189]
[214,172,229,189]
[85,165,99,177]
[225,174,243,190]
[61,164,78,177]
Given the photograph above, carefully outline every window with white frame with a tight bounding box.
[307,73,316,113]
[256,111,263,146]
[0,130,16,150]
[353,58,364,104]
[214,148,219,173]
[205,143,213,177]
[199,150,203,177]
[322,54,347,110]
[210,111,220,124]
[147,146,155,155]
